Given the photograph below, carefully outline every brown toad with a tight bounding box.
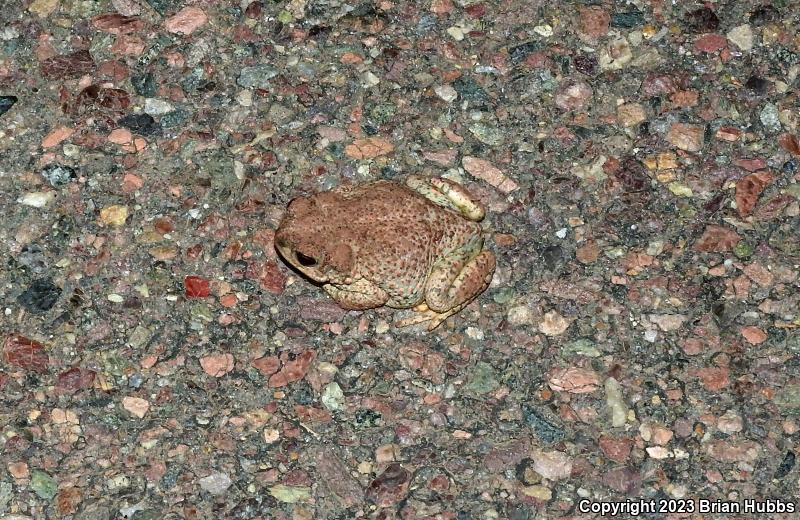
[275,176,495,329]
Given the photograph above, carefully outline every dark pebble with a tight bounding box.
[783,159,798,174]
[774,451,796,479]
[0,95,17,117]
[452,76,488,104]
[160,108,191,129]
[509,41,542,65]
[611,10,645,29]
[40,50,95,79]
[366,463,410,505]
[118,113,161,136]
[41,164,76,188]
[749,5,780,25]
[523,406,566,444]
[683,7,720,33]
[131,72,157,97]
[573,54,598,76]
[541,245,564,271]
[17,278,62,313]
[744,75,770,95]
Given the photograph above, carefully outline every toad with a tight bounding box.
[275,176,496,329]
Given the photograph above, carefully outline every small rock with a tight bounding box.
[345,137,394,159]
[122,396,150,418]
[530,449,572,480]
[269,484,312,503]
[28,0,59,17]
[694,33,727,53]
[429,0,453,15]
[602,467,640,494]
[462,156,518,193]
[144,98,174,115]
[468,123,504,146]
[184,275,210,298]
[118,113,160,136]
[706,440,759,462]
[266,103,295,124]
[99,205,129,227]
[523,406,565,444]
[694,225,741,252]
[446,25,465,41]
[237,65,279,89]
[200,353,235,377]
[599,37,632,70]
[575,241,600,264]
[520,485,552,500]
[645,446,671,459]
[464,362,499,396]
[507,305,534,326]
[717,410,743,434]
[666,123,705,152]
[17,279,61,313]
[605,377,629,427]
[269,351,315,388]
[0,95,17,117]
[727,24,754,51]
[649,314,687,332]
[165,7,208,35]
[693,367,730,391]
[617,103,646,127]
[538,310,571,336]
[41,126,74,148]
[7,461,29,479]
[433,85,458,103]
[30,470,57,500]
[599,436,633,463]
[741,326,767,344]
[108,128,133,145]
[760,103,782,133]
[422,149,457,166]
[199,472,233,495]
[554,82,593,111]
[18,191,56,207]
[321,382,345,411]
[41,164,76,188]
[361,71,380,88]
[549,366,601,393]
[684,7,719,33]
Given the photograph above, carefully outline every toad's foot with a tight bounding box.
[395,303,460,331]
[405,175,485,221]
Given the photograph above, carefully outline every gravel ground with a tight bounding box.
[1,0,800,519]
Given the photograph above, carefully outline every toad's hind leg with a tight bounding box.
[396,250,496,330]
[405,175,485,221]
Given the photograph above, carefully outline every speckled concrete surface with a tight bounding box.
[1,1,799,519]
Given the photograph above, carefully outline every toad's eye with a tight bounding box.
[296,252,318,267]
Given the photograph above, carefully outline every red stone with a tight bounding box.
[694,33,727,53]
[3,334,49,373]
[184,276,210,298]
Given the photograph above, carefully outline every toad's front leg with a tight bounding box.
[324,279,388,310]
